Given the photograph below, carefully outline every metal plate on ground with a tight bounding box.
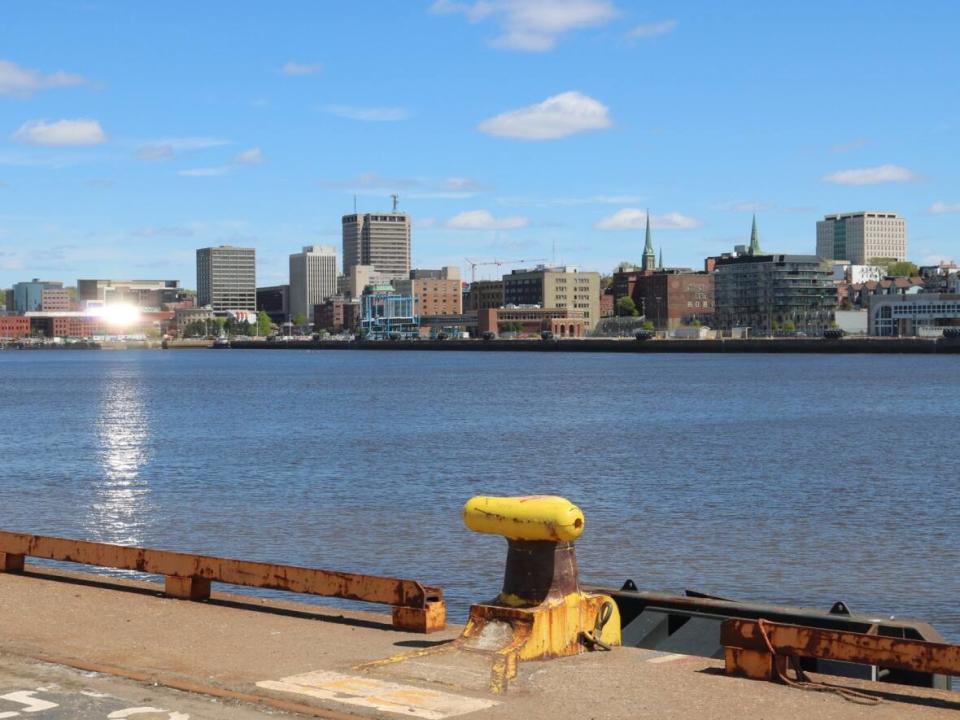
[257,670,498,719]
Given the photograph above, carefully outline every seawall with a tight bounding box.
[228,337,960,354]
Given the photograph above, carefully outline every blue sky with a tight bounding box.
[1,1,958,288]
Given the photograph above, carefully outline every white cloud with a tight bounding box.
[13,119,106,146]
[498,193,642,207]
[447,209,530,230]
[596,209,701,230]
[323,105,410,122]
[136,137,229,161]
[0,60,87,97]
[479,91,610,140]
[629,20,676,38]
[178,167,229,177]
[415,217,437,229]
[929,201,960,215]
[822,164,919,185]
[281,61,322,76]
[431,0,617,52]
[234,147,264,164]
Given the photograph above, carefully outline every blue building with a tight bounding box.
[12,279,63,313]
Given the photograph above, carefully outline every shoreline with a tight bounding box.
[225,337,960,354]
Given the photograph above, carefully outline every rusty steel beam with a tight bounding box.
[0,530,445,632]
[722,619,960,679]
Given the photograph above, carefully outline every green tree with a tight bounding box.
[782,320,797,333]
[292,313,308,331]
[642,320,654,331]
[616,296,639,317]
[256,311,272,336]
[886,261,919,277]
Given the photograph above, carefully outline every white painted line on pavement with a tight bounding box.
[257,670,497,719]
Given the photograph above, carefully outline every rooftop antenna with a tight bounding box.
[353,194,357,213]
[391,193,399,212]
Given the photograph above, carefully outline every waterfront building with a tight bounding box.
[256,284,289,324]
[360,293,418,338]
[174,307,217,335]
[394,266,462,317]
[0,316,30,339]
[477,307,586,338]
[463,280,504,312]
[816,211,907,264]
[502,266,601,331]
[418,311,478,338]
[12,279,63,313]
[196,246,256,311]
[609,217,713,329]
[868,293,960,336]
[40,287,72,312]
[2,289,12,313]
[77,279,182,309]
[713,219,836,335]
[289,245,337,321]
[313,297,360,334]
[342,210,411,280]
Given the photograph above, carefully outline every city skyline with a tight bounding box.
[2,2,960,287]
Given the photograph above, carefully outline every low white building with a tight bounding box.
[832,263,885,284]
[868,293,960,336]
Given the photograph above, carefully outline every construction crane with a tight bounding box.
[464,257,548,283]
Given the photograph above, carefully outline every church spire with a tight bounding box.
[642,210,656,270]
[748,214,762,255]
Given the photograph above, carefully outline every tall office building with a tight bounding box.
[289,245,337,320]
[342,211,411,280]
[816,212,907,264]
[11,279,64,313]
[196,246,256,311]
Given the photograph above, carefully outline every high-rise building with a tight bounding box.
[289,245,337,321]
[502,266,601,331]
[341,211,411,280]
[196,246,256,311]
[11,279,64,313]
[816,211,907,264]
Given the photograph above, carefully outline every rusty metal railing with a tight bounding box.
[722,618,960,691]
[0,530,445,633]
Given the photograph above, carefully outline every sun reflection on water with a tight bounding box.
[88,368,152,546]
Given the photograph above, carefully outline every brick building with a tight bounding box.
[314,297,361,333]
[463,280,504,312]
[0,316,30,339]
[394,267,462,317]
[477,307,586,338]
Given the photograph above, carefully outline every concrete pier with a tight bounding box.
[1,567,957,719]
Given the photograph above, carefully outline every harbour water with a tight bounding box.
[0,349,957,639]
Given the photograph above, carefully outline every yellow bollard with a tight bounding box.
[460,495,621,691]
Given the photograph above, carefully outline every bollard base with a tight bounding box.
[0,552,25,573]
[392,599,447,634]
[164,575,211,601]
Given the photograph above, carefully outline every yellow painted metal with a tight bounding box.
[462,495,585,542]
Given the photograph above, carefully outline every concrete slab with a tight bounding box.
[2,567,960,720]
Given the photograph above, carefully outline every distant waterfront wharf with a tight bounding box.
[225,336,960,354]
